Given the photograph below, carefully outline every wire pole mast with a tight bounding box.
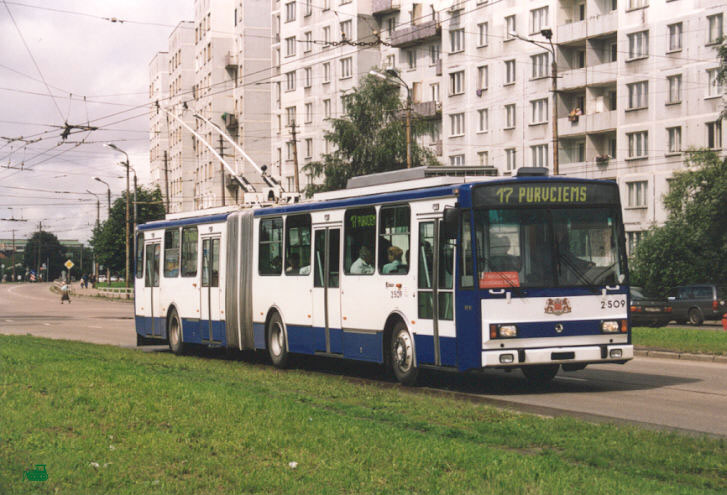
[290,121,300,193]
[219,135,226,206]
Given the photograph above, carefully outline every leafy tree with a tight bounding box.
[303,71,439,196]
[90,186,165,276]
[23,230,65,280]
[630,150,727,295]
[717,35,727,116]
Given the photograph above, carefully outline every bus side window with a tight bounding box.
[285,214,311,276]
[344,207,376,275]
[379,205,410,275]
[135,233,144,279]
[460,211,473,288]
[259,217,283,275]
[181,227,198,277]
[164,228,180,277]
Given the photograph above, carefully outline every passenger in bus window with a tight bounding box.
[382,246,404,274]
[350,246,374,274]
[286,253,300,274]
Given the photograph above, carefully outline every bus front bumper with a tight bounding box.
[482,344,634,368]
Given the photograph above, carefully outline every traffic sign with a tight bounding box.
[64,260,74,270]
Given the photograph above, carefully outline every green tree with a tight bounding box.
[630,150,727,295]
[23,230,65,280]
[717,35,727,116]
[90,186,165,276]
[303,71,439,196]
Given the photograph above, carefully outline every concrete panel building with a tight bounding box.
[149,52,169,196]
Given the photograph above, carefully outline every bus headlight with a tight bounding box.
[601,321,619,333]
[498,325,518,338]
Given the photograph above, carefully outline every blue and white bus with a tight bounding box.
[134,168,632,384]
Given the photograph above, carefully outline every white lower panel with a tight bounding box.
[482,344,633,367]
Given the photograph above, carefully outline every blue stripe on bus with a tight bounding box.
[134,316,226,346]
[413,335,457,367]
[137,212,231,231]
[253,322,266,349]
[342,331,383,363]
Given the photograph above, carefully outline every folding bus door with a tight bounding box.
[200,236,223,343]
[312,227,342,354]
[143,242,161,337]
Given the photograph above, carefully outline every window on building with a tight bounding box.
[323,62,331,83]
[450,113,465,136]
[323,26,331,48]
[530,7,548,34]
[478,108,489,132]
[707,68,724,97]
[385,54,395,69]
[477,22,488,47]
[667,126,681,153]
[477,65,488,91]
[276,114,281,134]
[285,106,296,126]
[505,148,517,171]
[628,31,649,59]
[259,217,283,275]
[628,0,648,9]
[285,36,296,57]
[344,207,377,275]
[531,144,548,167]
[286,71,296,91]
[378,206,410,275]
[286,141,295,161]
[449,70,464,95]
[627,131,648,158]
[181,227,198,277]
[531,52,549,79]
[627,81,648,109]
[505,15,516,40]
[667,23,682,51]
[305,102,312,123]
[285,1,296,22]
[627,231,644,256]
[478,151,488,166]
[707,120,722,149]
[323,99,331,118]
[627,182,647,208]
[449,28,464,53]
[340,57,352,78]
[304,67,312,88]
[667,74,682,104]
[505,59,516,84]
[285,215,311,276]
[708,14,723,44]
[164,228,180,277]
[430,44,440,64]
[449,154,465,166]
[304,31,312,52]
[530,98,548,124]
[305,138,313,158]
[505,104,516,128]
[340,20,352,41]
[304,0,312,16]
[406,49,416,69]
[430,83,440,102]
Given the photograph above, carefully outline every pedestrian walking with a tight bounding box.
[60,282,71,304]
[82,274,89,289]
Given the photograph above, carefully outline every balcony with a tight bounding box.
[588,11,618,37]
[586,110,616,133]
[557,19,587,44]
[225,52,237,70]
[372,0,400,16]
[587,61,617,86]
[557,11,618,44]
[413,101,441,119]
[222,112,238,130]
[558,68,586,89]
[558,115,585,136]
[390,18,440,48]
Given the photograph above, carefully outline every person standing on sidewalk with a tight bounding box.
[60,282,71,304]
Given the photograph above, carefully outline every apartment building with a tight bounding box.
[270,0,381,192]
[149,51,169,196]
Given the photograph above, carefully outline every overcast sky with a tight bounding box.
[0,0,193,243]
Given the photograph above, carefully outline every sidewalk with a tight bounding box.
[52,281,134,303]
[634,348,727,364]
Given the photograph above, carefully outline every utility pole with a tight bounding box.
[163,150,170,212]
[290,120,300,193]
[405,95,412,169]
[11,229,16,282]
[35,221,42,281]
[218,135,226,206]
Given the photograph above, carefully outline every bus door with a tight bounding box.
[313,227,342,354]
[143,242,161,337]
[200,236,222,343]
[417,220,456,366]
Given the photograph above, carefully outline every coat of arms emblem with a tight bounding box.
[545,298,572,315]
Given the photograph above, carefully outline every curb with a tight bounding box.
[634,348,727,364]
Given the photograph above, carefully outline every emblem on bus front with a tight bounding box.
[545,298,571,316]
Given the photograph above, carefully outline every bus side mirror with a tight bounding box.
[442,207,461,240]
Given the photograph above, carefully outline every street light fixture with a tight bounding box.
[105,143,131,294]
[92,177,111,215]
[369,69,412,169]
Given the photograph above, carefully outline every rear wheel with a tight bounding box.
[688,308,704,326]
[521,364,559,383]
[267,312,289,368]
[167,309,185,355]
[391,322,418,386]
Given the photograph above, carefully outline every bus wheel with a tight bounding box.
[521,364,559,383]
[267,312,289,368]
[391,322,418,386]
[167,309,185,355]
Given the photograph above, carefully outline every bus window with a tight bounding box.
[259,217,283,275]
[344,207,376,275]
[460,210,473,288]
[418,222,434,319]
[181,227,198,277]
[164,228,180,277]
[379,205,410,275]
[135,233,144,279]
[438,234,455,320]
[202,238,220,287]
[285,214,311,276]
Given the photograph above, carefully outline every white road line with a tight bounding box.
[89,326,103,329]
[556,376,588,382]
[43,323,51,327]
[4,319,13,323]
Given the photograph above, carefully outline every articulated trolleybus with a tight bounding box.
[135,168,633,384]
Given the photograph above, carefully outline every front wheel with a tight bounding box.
[391,322,418,386]
[521,364,559,383]
[267,312,289,368]
[167,310,185,355]
[688,308,704,326]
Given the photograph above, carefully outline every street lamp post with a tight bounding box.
[86,190,100,285]
[93,177,111,215]
[369,69,412,169]
[105,143,131,295]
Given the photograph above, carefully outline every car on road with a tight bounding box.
[630,287,672,327]
[667,284,727,325]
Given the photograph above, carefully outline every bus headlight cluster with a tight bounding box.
[601,320,619,333]
[490,324,518,338]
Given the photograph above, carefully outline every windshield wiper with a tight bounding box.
[555,244,594,287]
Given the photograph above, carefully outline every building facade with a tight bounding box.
[148,51,169,198]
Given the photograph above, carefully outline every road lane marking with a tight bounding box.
[556,376,588,382]
[4,319,13,323]
[89,326,103,329]
[43,323,51,326]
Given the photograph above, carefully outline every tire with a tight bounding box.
[521,364,559,383]
[688,308,704,326]
[167,309,185,355]
[267,312,289,368]
[390,322,418,386]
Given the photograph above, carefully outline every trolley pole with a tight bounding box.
[218,135,226,206]
[163,150,170,212]
[290,121,300,193]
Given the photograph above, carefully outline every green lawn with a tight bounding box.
[95,281,127,289]
[633,326,727,355]
[1,335,726,495]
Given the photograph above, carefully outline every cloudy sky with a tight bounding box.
[0,0,193,243]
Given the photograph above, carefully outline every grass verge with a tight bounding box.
[2,335,726,495]
[633,326,727,355]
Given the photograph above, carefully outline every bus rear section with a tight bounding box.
[463,179,633,380]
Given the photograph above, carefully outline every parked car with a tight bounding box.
[630,287,672,327]
[98,275,107,283]
[667,284,727,325]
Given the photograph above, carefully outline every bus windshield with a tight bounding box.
[474,207,626,289]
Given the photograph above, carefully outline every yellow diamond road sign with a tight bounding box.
[64,260,74,270]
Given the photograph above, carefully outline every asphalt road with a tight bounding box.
[2,282,726,437]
